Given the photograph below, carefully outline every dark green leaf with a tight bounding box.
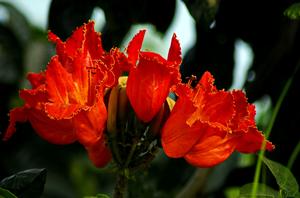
[262,157,299,197]
[0,168,47,198]
[239,183,279,198]
[0,187,17,198]
[284,3,300,20]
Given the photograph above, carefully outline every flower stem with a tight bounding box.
[109,132,122,165]
[113,170,128,198]
[124,141,137,167]
[251,66,295,198]
[287,140,300,170]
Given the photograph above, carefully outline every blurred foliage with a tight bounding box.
[0,0,300,197]
[284,3,300,20]
[239,183,279,198]
[0,187,17,198]
[84,195,110,198]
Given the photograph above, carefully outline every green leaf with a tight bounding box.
[0,168,47,198]
[284,3,300,20]
[84,194,110,198]
[239,183,279,198]
[262,157,299,197]
[225,187,240,198]
[0,187,17,198]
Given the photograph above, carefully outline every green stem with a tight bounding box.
[287,140,300,170]
[113,137,138,197]
[113,170,128,198]
[110,132,122,166]
[251,75,293,198]
[124,141,137,167]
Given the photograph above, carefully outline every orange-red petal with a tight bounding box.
[126,53,174,122]
[126,30,146,66]
[27,72,45,89]
[45,56,75,103]
[162,70,274,168]
[83,21,105,59]
[3,107,28,141]
[48,24,84,66]
[73,99,107,147]
[85,136,112,167]
[167,33,182,65]
[48,21,105,69]
[45,54,99,119]
[45,103,82,120]
[162,96,231,158]
[20,88,48,109]
[236,127,275,153]
[184,135,236,167]
[161,98,200,157]
[231,90,256,132]
[166,34,182,85]
[28,109,76,144]
[187,90,234,126]
[196,71,217,93]
[14,86,76,144]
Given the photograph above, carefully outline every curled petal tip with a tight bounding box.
[27,72,45,89]
[126,30,146,65]
[167,33,182,64]
[3,107,27,141]
[266,141,275,151]
[48,31,60,43]
[197,71,216,92]
[86,20,95,25]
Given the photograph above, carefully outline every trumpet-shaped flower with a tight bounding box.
[125,30,182,122]
[161,72,274,167]
[3,21,120,167]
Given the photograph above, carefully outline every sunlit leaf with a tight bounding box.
[239,183,279,198]
[225,187,240,198]
[0,168,47,198]
[262,157,299,197]
[84,194,110,198]
[0,187,17,198]
[284,3,300,20]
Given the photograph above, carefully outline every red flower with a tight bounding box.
[3,21,120,167]
[125,30,182,122]
[4,21,274,170]
[161,71,274,167]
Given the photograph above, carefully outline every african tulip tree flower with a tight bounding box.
[3,21,274,172]
[161,72,274,167]
[125,30,182,122]
[2,21,121,167]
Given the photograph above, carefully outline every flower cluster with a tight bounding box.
[3,21,274,168]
